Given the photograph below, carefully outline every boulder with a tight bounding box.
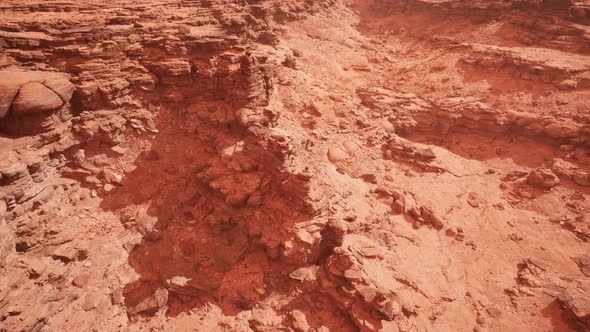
[0,71,74,119]
[43,77,75,102]
[12,82,64,114]
[551,159,579,180]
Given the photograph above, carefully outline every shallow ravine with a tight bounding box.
[1,1,590,331]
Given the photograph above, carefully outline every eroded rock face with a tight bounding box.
[0,201,13,267]
[0,0,589,331]
[0,71,74,135]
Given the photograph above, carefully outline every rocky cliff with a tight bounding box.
[0,0,589,331]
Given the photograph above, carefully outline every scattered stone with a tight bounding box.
[101,170,123,184]
[420,207,444,230]
[527,168,560,189]
[467,192,480,208]
[283,55,298,69]
[289,266,319,282]
[250,307,284,330]
[360,174,378,184]
[509,233,524,242]
[342,140,361,155]
[103,183,116,193]
[82,292,103,311]
[557,79,577,90]
[110,145,128,155]
[127,289,169,316]
[445,228,458,237]
[25,258,47,278]
[327,146,348,163]
[289,310,310,332]
[573,171,590,187]
[1,2,589,331]
[72,273,91,288]
[73,150,86,165]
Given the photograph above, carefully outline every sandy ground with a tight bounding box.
[0,0,589,331]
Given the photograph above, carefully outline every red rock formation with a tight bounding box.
[0,0,589,331]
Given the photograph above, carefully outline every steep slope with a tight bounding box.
[1,0,589,331]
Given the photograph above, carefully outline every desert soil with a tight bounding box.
[1,0,590,331]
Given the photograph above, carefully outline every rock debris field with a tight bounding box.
[1,0,590,331]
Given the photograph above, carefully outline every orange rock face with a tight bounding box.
[0,0,589,331]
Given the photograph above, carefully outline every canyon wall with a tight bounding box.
[1,0,589,331]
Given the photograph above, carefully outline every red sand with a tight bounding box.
[0,0,589,331]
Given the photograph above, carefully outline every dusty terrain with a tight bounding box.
[1,0,590,331]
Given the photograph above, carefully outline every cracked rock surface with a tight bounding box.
[1,0,590,331]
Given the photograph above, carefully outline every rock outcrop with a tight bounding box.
[0,0,589,331]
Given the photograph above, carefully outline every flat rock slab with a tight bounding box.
[0,71,74,118]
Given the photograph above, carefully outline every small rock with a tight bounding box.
[420,207,444,230]
[72,273,91,288]
[122,241,137,253]
[467,192,480,208]
[25,258,47,278]
[82,292,103,311]
[380,121,395,133]
[559,145,576,152]
[110,290,125,305]
[73,150,86,164]
[328,146,348,163]
[573,171,590,187]
[289,266,318,282]
[556,79,577,90]
[282,55,298,69]
[329,94,344,102]
[344,266,364,281]
[360,174,377,184]
[127,289,169,315]
[111,145,128,155]
[342,140,361,155]
[414,147,436,160]
[102,170,123,184]
[289,310,310,332]
[103,183,116,193]
[445,228,458,237]
[390,301,402,316]
[517,189,534,199]
[509,233,523,242]
[527,168,560,189]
